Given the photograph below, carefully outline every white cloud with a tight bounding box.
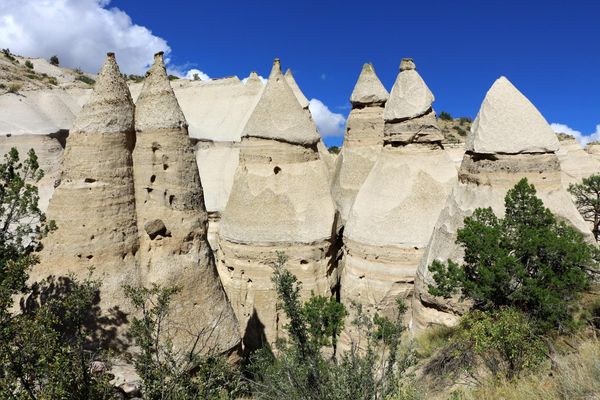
[309,98,346,137]
[241,73,267,85]
[183,68,210,81]
[0,0,169,74]
[550,123,600,146]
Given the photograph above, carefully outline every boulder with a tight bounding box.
[465,77,559,154]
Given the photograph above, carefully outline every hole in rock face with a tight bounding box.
[300,260,308,265]
[227,266,234,272]
[163,164,169,171]
[169,195,175,206]
[84,178,96,183]
[86,255,93,260]
[273,166,281,174]
[150,175,156,183]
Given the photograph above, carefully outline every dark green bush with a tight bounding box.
[50,55,59,66]
[439,111,453,121]
[428,178,597,333]
[569,174,600,241]
[24,60,33,69]
[76,74,96,85]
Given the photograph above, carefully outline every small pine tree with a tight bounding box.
[50,55,59,66]
[569,174,600,241]
[24,60,33,69]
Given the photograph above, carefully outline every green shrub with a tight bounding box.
[47,76,58,86]
[328,145,340,154]
[50,55,59,66]
[123,284,247,399]
[2,48,15,61]
[168,74,180,81]
[250,253,408,399]
[439,111,453,121]
[428,178,597,333]
[76,75,95,85]
[24,60,33,69]
[452,125,467,136]
[7,83,21,93]
[568,174,600,241]
[459,116,472,125]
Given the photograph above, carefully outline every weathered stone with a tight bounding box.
[384,59,434,122]
[350,63,389,106]
[332,63,388,223]
[339,59,456,349]
[241,59,321,145]
[285,68,309,109]
[133,52,241,356]
[31,53,140,349]
[218,59,336,350]
[143,218,167,239]
[465,77,559,154]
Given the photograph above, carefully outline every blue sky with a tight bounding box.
[1,0,599,147]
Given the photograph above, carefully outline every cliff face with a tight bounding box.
[411,77,592,331]
[218,59,337,351]
[132,53,241,357]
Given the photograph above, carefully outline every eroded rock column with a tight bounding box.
[132,52,241,356]
[218,59,337,350]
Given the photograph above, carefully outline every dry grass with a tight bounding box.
[454,338,600,400]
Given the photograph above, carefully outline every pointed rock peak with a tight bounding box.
[400,58,416,71]
[269,58,282,79]
[135,51,186,132]
[466,76,559,154]
[384,58,434,122]
[284,68,309,109]
[71,52,134,134]
[350,62,389,107]
[242,59,320,145]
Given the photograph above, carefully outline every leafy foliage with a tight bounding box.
[0,148,113,398]
[569,174,600,241]
[428,178,597,332]
[250,253,409,400]
[49,55,59,66]
[439,111,453,121]
[123,284,246,400]
[24,60,33,70]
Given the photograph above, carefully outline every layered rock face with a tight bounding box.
[557,135,600,187]
[340,59,457,342]
[411,77,590,331]
[31,54,139,346]
[218,59,337,350]
[331,63,389,224]
[132,53,240,356]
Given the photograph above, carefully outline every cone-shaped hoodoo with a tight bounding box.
[31,53,139,349]
[132,52,241,357]
[331,62,389,223]
[411,77,592,331]
[218,58,337,351]
[339,59,457,348]
[285,68,309,109]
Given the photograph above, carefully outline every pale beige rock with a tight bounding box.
[133,53,240,356]
[350,63,389,106]
[340,60,456,348]
[586,143,600,161]
[465,77,559,154]
[384,59,434,121]
[411,81,592,332]
[332,63,388,223]
[219,61,337,349]
[242,59,321,145]
[31,54,140,348]
[285,68,309,109]
[557,135,600,187]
